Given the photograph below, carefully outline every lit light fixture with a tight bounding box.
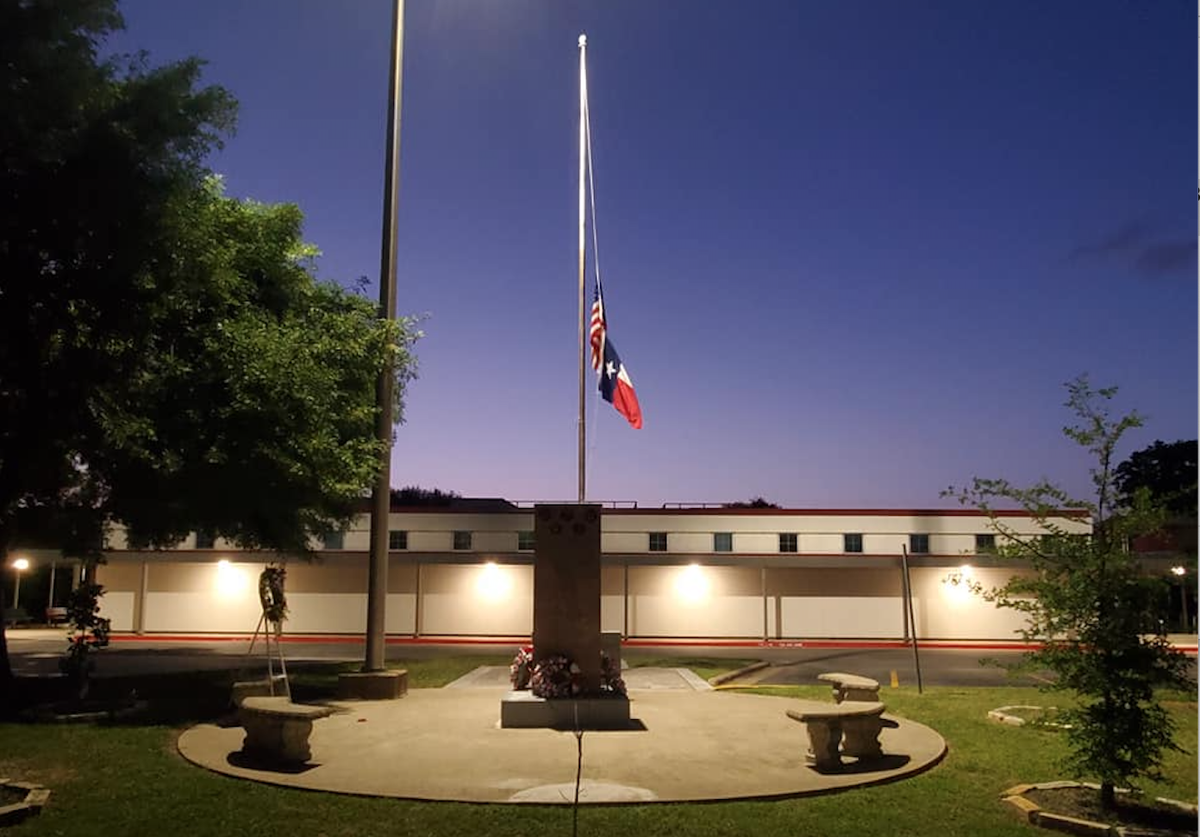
[10,556,30,611]
[1171,566,1186,577]
[475,562,512,600]
[214,559,248,598]
[675,563,709,601]
[941,564,975,603]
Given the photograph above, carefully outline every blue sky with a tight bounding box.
[109,0,1197,508]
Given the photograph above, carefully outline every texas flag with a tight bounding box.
[599,334,643,429]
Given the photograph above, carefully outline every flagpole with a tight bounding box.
[576,33,588,503]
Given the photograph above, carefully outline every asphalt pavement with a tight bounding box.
[7,629,1196,687]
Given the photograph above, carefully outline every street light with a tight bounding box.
[10,557,30,611]
[364,0,405,673]
[1170,566,1189,632]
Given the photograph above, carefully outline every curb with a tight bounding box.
[708,661,770,686]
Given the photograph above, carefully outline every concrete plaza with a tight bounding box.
[177,666,947,804]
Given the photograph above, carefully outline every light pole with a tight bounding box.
[364,0,405,674]
[10,557,29,612]
[1171,566,1189,631]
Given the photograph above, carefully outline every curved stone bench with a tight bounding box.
[785,698,895,771]
[817,671,881,704]
[239,696,334,764]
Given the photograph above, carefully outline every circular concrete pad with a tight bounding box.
[179,689,945,803]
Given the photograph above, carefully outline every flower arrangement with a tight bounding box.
[600,651,626,696]
[531,654,579,699]
[510,645,535,690]
[257,564,288,623]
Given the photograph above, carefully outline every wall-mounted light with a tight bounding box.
[475,562,512,601]
[941,564,975,603]
[675,563,709,602]
[215,559,248,598]
[1171,565,1186,577]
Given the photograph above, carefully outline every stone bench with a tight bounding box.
[785,698,896,771]
[239,696,335,764]
[817,671,881,703]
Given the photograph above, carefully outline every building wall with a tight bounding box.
[95,508,1084,640]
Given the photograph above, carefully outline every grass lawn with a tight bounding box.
[1,659,1195,837]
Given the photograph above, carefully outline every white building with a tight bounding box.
[93,501,1093,642]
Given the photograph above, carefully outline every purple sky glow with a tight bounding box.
[108,1,1197,508]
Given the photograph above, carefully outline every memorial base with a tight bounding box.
[337,670,408,700]
[500,691,631,730]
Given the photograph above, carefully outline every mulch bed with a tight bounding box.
[1025,787,1197,834]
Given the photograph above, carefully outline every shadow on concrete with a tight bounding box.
[227,751,319,775]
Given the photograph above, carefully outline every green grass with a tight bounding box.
[1,673,1195,837]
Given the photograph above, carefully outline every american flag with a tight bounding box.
[589,285,606,372]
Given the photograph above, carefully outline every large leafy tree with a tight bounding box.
[1114,439,1197,519]
[0,1,418,706]
[946,377,1191,809]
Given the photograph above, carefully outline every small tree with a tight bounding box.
[60,580,111,701]
[945,376,1191,809]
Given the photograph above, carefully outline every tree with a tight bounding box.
[390,486,461,507]
[1,0,234,706]
[0,2,419,707]
[723,497,781,509]
[1114,440,1197,519]
[945,377,1191,809]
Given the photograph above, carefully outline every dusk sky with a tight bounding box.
[109,1,1196,509]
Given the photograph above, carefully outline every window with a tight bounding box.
[975,534,996,554]
[389,530,408,550]
[518,531,535,551]
[713,532,733,552]
[844,533,863,553]
[194,530,215,550]
[323,531,345,550]
[778,533,798,553]
[648,532,668,552]
[909,533,929,554]
[453,530,472,551]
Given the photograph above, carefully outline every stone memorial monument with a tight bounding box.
[500,503,630,728]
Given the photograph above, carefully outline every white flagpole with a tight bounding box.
[577,34,588,504]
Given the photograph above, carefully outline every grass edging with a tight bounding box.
[708,660,769,686]
[1001,781,1199,836]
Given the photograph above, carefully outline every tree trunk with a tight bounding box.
[1101,781,1116,809]
[0,583,17,716]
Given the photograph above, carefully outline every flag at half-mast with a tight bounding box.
[590,282,643,429]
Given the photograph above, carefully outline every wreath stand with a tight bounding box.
[246,608,290,699]
[232,565,291,704]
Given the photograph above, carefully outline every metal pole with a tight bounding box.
[136,561,149,635]
[576,34,588,503]
[900,546,923,694]
[622,560,629,637]
[761,564,769,641]
[1181,580,1190,632]
[413,561,422,638]
[365,0,405,673]
[47,560,56,611]
[12,572,20,611]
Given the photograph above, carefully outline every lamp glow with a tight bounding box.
[675,564,709,601]
[1171,566,1186,576]
[215,559,248,598]
[941,564,974,604]
[475,562,512,600]
[10,556,31,610]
